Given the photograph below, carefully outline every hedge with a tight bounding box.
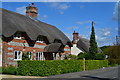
[85,60,108,70]
[16,60,108,76]
[2,66,17,75]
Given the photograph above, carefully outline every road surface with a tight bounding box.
[1,66,120,80]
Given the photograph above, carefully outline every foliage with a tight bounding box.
[100,46,111,54]
[95,53,106,60]
[105,45,120,64]
[16,60,108,76]
[77,52,92,60]
[22,52,30,60]
[2,66,17,75]
[85,60,108,70]
[68,54,77,60]
[89,22,98,59]
[16,60,83,76]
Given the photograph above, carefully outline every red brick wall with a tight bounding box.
[2,37,46,67]
[2,37,71,67]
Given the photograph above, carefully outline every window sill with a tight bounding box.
[36,41,44,43]
[14,59,22,61]
[14,38,22,40]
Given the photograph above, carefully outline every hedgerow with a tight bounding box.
[16,60,108,76]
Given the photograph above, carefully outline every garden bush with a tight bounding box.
[85,60,108,70]
[77,52,92,60]
[16,60,108,76]
[95,53,106,60]
[2,66,17,75]
[16,60,84,76]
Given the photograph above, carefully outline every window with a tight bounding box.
[36,52,42,60]
[14,32,21,39]
[14,51,22,60]
[28,52,32,60]
[36,37,44,43]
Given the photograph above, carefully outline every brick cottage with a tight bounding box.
[1,3,72,67]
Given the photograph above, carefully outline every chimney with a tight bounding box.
[31,3,34,7]
[73,30,79,44]
[26,3,38,18]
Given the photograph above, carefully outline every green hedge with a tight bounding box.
[85,60,108,70]
[2,66,17,75]
[16,60,84,76]
[16,60,108,76]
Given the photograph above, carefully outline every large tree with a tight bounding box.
[89,21,98,59]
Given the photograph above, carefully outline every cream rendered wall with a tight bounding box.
[71,44,83,56]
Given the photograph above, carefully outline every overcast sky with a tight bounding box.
[2,2,118,47]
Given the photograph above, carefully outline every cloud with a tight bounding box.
[80,5,85,8]
[104,31,110,36]
[42,15,47,20]
[66,26,79,30]
[77,21,83,25]
[96,28,112,46]
[65,33,73,40]
[16,6,26,15]
[113,1,120,20]
[76,20,92,25]
[44,2,70,14]
[59,11,64,14]
[58,3,70,10]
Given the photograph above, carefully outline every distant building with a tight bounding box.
[71,26,102,56]
[1,3,72,67]
[71,31,90,55]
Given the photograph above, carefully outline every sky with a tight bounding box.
[2,2,118,47]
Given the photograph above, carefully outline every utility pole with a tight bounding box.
[116,36,118,45]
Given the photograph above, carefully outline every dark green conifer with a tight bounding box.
[89,21,98,59]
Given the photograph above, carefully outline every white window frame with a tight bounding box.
[53,53,56,60]
[28,52,32,60]
[14,51,22,61]
[36,52,43,60]
[14,32,21,39]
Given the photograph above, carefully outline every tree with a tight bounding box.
[95,53,105,60]
[89,21,98,59]
[105,45,120,64]
[77,52,92,60]
[68,54,77,60]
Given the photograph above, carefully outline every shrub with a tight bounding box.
[68,54,77,60]
[95,53,106,60]
[2,66,17,75]
[77,52,92,60]
[85,60,108,70]
[16,60,108,76]
[16,60,84,76]
[108,59,120,65]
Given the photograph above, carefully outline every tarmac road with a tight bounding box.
[47,66,120,80]
[1,66,120,80]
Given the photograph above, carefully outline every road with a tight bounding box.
[47,66,119,80]
[1,66,120,80]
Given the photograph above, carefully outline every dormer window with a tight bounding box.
[36,36,44,43]
[14,32,21,39]
[66,45,69,47]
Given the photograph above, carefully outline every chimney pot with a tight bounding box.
[31,3,34,7]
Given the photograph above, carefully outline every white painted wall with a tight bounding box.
[71,44,83,56]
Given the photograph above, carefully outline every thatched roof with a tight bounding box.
[77,37,90,53]
[44,43,62,53]
[1,8,71,45]
[77,36,102,53]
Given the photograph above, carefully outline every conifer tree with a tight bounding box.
[89,21,98,59]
